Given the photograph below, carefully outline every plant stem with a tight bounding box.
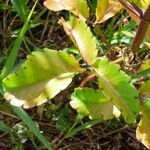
[80,74,96,87]
[131,3,150,52]
[118,0,142,21]
[118,0,150,53]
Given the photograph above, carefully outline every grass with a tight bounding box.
[1,0,38,79]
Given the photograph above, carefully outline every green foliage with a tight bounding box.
[70,87,114,120]
[132,59,150,80]
[59,17,98,65]
[87,0,97,13]
[56,107,72,132]
[140,59,150,72]
[95,0,121,23]
[130,0,150,9]
[3,49,82,108]
[11,0,27,22]
[76,0,89,19]
[93,59,140,123]
[136,99,150,149]
[96,0,109,22]
[140,80,150,97]
[10,123,29,146]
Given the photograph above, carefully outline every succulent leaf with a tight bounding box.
[140,80,150,97]
[70,87,114,120]
[44,0,89,20]
[93,59,140,123]
[95,0,121,23]
[136,98,150,149]
[59,17,98,65]
[3,49,82,108]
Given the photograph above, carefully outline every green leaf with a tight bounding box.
[76,0,89,19]
[13,106,53,150]
[44,0,89,20]
[136,98,150,149]
[70,87,114,120]
[11,0,27,22]
[132,59,150,80]
[140,80,150,97]
[3,49,82,108]
[139,59,150,73]
[95,0,121,23]
[93,59,140,123]
[59,17,98,65]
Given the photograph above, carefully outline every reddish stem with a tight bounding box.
[131,3,150,52]
[80,74,96,88]
[118,0,142,21]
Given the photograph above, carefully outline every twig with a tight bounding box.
[0,110,19,119]
[112,57,123,64]
[0,133,8,138]
[97,125,129,140]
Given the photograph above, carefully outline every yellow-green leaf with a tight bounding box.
[95,0,121,23]
[76,0,89,19]
[95,0,150,24]
[70,87,114,120]
[44,0,89,20]
[93,59,140,123]
[96,0,109,22]
[3,49,82,108]
[140,80,150,97]
[136,98,150,149]
[139,59,150,72]
[130,0,150,9]
[137,59,150,77]
[59,17,98,65]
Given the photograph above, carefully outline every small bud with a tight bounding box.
[123,18,129,25]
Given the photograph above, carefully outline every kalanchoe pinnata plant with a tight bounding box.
[2,0,150,148]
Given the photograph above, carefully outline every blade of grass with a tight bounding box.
[28,131,39,150]
[0,0,38,79]
[0,121,11,132]
[13,106,53,150]
[65,119,102,138]
[11,0,28,22]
